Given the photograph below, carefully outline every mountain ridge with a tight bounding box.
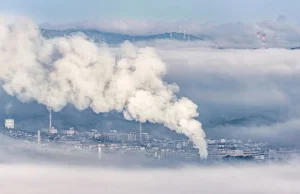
[41,28,203,44]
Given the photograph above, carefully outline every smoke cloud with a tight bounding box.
[0,17,207,158]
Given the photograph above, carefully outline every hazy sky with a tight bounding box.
[1,0,300,23]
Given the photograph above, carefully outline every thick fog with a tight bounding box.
[0,134,299,194]
[0,162,299,194]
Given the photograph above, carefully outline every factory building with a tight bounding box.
[103,130,150,142]
[49,127,58,134]
[5,119,14,129]
[65,127,75,136]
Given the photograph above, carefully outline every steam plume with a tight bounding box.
[0,17,207,158]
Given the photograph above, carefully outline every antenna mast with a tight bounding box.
[139,122,142,142]
[47,107,52,131]
[37,130,41,145]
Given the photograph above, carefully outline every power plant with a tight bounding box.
[0,108,297,163]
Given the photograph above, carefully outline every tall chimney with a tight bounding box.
[139,122,142,142]
[37,130,41,145]
[48,107,52,131]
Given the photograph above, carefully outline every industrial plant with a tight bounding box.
[0,109,298,164]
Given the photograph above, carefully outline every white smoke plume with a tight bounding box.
[0,17,207,158]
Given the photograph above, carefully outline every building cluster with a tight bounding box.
[206,139,296,161]
[102,130,150,142]
[1,118,298,163]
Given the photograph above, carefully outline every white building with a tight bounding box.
[5,119,14,129]
[93,133,101,138]
[66,127,75,136]
[128,133,137,142]
[176,143,182,149]
[230,149,244,156]
[49,127,58,134]
[140,133,150,142]
[40,128,49,133]
[254,155,265,160]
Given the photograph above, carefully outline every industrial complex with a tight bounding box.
[1,109,298,164]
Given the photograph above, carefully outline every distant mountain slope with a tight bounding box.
[40,29,203,44]
[204,114,281,129]
[290,46,300,50]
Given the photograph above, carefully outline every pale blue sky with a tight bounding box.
[0,0,299,23]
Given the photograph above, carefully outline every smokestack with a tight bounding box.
[139,122,142,142]
[49,107,52,131]
[37,130,41,145]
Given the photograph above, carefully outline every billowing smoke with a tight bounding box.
[0,17,207,158]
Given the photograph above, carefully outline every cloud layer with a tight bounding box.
[41,15,300,48]
[0,134,299,194]
[0,162,299,194]
[154,46,300,144]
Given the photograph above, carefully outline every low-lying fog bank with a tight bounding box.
[0,161,299,194]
